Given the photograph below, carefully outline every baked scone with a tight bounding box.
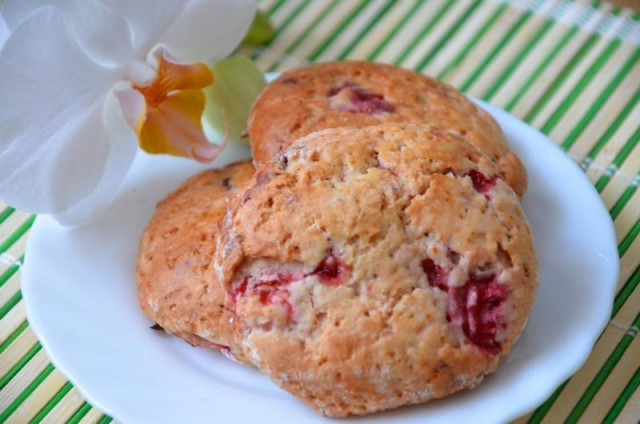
[136,160,255,364]
[218,124,538,416]
[248,61,527,197]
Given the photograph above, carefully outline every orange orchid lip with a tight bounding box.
[127,49,222,162]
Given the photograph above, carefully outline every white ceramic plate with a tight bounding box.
[21,100,618,424]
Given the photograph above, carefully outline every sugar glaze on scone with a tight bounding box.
[249,61,527,197]
[136,161,254,364]
[219,124,538,416]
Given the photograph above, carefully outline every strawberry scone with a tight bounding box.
[136,161,255,364]
[218,123,538,416]
[248,61,527,197]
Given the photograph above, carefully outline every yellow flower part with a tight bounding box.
[134,50,217,162]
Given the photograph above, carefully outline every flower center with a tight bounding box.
[133,54,212,107]
[117,49,219,162]
[135,78,170,107]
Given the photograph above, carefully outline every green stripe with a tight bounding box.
[437,3,509,81]
[522,6,622,123]
[599,121,640,169]
[565,312,640,422]
[527,381,569,424]
[584,89,640,164]
[503,24,579,112]
[253,0,312,60]
[0,320,28,355]
[414,0,483,72]
[30,381,74,424]
[459,6,536,92]
[529,84,634,421]
[595,127,640,193]
[269,0,311,45]
[603,366,640,424]
[562,49,639,150]
[307,0,370,62]
[482,6,561,101]
[66,403,93,424]
[270,0,311,40]
[392,0,456,66]
[0,215,36,254]
[97,415,113,424]
[0,262,20,288]
[540,39,622,136]
[0,363,54,422]
[522,32,600,122]
[337,0,397,61]
[613,264,639,317]
[607,175,639,217]
[0,290,22,319]
[618,217,640,257]
[266,0,287,16]
[366,0,424,61]
[267,0,341,71]
[0,341,41,390]
[0,207,15,225]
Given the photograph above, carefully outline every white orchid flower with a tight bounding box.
[0,0,257,225]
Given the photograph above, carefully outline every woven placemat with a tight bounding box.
[0,0,638,422]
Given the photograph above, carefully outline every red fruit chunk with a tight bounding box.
[311,253,348,285]
[229,277,249,306]
[228,253,348,327]
[421,258,448,291]
[328,82,395,114]
[462,276,508,353]
[228,274,297,324]
[255,280,294,325]
[424,259,508,354]
[467,170,497,193]
[448,273,508,354]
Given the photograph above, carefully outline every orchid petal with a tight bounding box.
[158,0,257,62]
[96,0,188,56]
[3,0,134,67]
[53,90,138,225]
[0,15,8,49]
[0,8,122,218]
[1,0,50,30]
[114,88,146,134]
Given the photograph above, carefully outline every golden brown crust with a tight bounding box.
[219,124,538,416]
[249,61,527,197]
[136,161,255,364]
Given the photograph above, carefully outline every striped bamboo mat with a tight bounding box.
[1,0,638,422]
